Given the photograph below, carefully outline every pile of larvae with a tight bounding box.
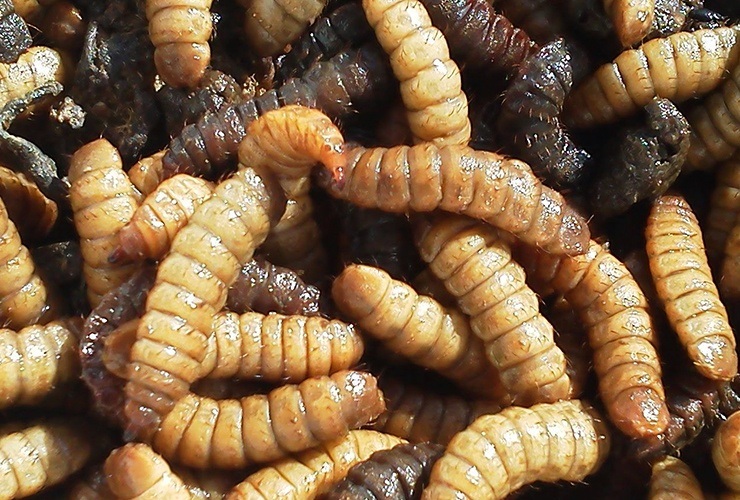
[0,0,739,498]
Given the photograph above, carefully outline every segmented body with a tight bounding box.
[332,264,511,401]
[240,0,328,57]
[226,430,406,499]
[323,442,444,500]
[320,143,590,255]
[371,377,503,445]
[565,27,740,128]
[714,411,740,492]
[648,456,705,500]
[0,165,57,242]
[646,194,737,380]
[0,46,66,112]
[423,400,611,499]
[415,214,573,405]
[0,319,80,410]
[145,0,213,88]
[129,150,166,197]
[68,139,142,307]
[721,223,740,302]
[0,0,31,64]
[604,0,656,46]
[104,443,191,499]
[514,239,669,437]
[497,39,590,189]
[546,296,592,398]
[705,158,740,265]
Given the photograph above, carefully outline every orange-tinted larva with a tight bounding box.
[128,149,166,197]
[0,46,67,110]
[514,239,669,437]
[226,430,406,499]
[68,139,142,307]
[104,443,191,499]
[320,143,590,255]
[648,456,705,500]
[0,165,57,242]
[706,157,740,267]
[423,400,611,499]
[415,214,574,405]
[646,193,737,380]
[332,264,511,402]
[0,319,81,410]
[721,223,740,303]
[362,0,471,146]
[603,0,655,47]
[145,0,213,88]
[565,27,740,128]
[713,411,740,492]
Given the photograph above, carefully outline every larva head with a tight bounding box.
[68,138,122,182]
[333,370,386,428]
[104,443,173,497]
[611,387,670,438]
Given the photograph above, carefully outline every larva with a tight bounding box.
[124,106,345,439]
[415,214,574,405]
[152,370,385,469]
[0,419,94,499]
[0,319,80,409]
[104,443,191,499]
[497,39,591,189]
[685,61,740,170]
[227,256,321,316]
[145,0,213,88]
[648,456,705,500]
[113,174,214,262]
[161,42,393,182]
[0,196,58,329]
[0,0,31,64]
[721,223,740,302]
[423,400,611,499]
[705,158,740,266]
[0,46,67,110]
[275,2,373,82]
[371,376,503,445]
[68,138,142,307]
[564,27,740,128]
[129,150,166,197]
[646,193,737,380]
[591,98,691,218]
[239,0,328,57]
[362,0,471,146]
[226,430,406,499]
[332,264,511,402]
[0,165,57,242]
[514,239,669,437]
[202,312,364,382]
[604,0,655,47]
[322,441,445,500]
[320,143,590,255]
[546,296,593,399]
[491,0,569,44]
[420,0,537,80]
[714,411,740,492]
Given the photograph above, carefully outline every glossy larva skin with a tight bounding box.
[0,166,57,242]
[648,456,705,500]
[493,0,569,44]
[603,0,655,47]
[714,412,740,493]
[145,0,213,88]
[646,194,737,380]
[414,215,573,405]
[423,400,611,499]
[333,264,511,401]
[363,0,471,146]
[321,143,590,255]
[104,443,192,499]
[0,46,66,111]
[129,150,166,197]
[371,377,503,445]
[705,158,740,266]
[565,27,740,128]
[514,240,669,438]
[240,0,328,57]
[226,430,407,500]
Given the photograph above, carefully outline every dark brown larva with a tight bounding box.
[492,0,569,44]
[321,442,445,500]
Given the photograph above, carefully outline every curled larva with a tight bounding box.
[113,174,214,262]
[104,443,191,499]
[0,0,31,64]
[0,319,81,410]
[414,214,574,405]
[239,0,328,57]
[68,138,142,307]
[319,143,590,255]
[152,370,385,469]
[565,27,740,128]
[0,419,95,499]
[0,165,57,242]
[322,441,445,500]
[714,411,740,492]
[371,376,503,446]
[362,0,471,146]
[705,158,740,266]
[646,193,737,380]
[0,46,67,110]
[226,430,406,499]
[145,0,213,88]
[648,456,705,500]
[514,239,669,437]
[604,0,655,47]
[332,264,511,402]
[423,400,611,499]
